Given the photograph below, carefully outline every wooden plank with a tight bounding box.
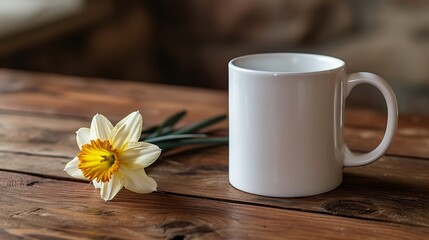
[0,112,82,158]
[0,69,228,122]
[0,109,427,161]
[0,111,228,158]
[1,69,429,235]
[1,69,429,159]
[0,138,428,228]
[345,108,429,130]
[1,69,429,131]
[155,150,429,228]
[344,127,429,159]
[1,171,428,240]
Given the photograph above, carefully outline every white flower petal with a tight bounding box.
[120,166,157,194]
[120,142,161,169]
[92,179,102,189]
[76,127,90,149]
[110,111,142,150]
[90,114,113,141]
[64,157,86,180]
[100,174,123,201]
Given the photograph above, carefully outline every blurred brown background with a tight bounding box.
[0,0,428,114]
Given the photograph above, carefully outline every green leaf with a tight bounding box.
[173,114,227,134]
[156,137,228,151]
[141,125,159,134]
[145,134,207,143]
[139,126,156,141]
[147,110,187,138]
[139,125,159,139]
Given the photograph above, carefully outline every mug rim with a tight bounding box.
[229,52,345,75]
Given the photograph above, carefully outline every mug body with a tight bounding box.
[228,53,346,197]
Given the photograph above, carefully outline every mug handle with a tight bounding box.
[343,72,398,167]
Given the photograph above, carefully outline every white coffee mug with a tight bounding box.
[228,53,398,197]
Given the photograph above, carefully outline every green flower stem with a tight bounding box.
[147,110,187,138]
[141,125,159,134]
[156,137,228,151]
[172,114,227,134]
[144,134,207,143]
[139,111,228,151]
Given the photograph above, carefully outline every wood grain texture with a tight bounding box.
[1,170,428,240]
[0,110,427,160]
[344,127,429,159]
[1,69,429,238]
[345,108,429,130]
[155,151,429,228]
[0,124,428,228]
[1,69,429,130]
[0,69,428,159]
[0,69,227,122]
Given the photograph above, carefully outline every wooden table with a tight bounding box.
[0,69,428,239]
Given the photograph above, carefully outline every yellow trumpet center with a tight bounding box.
[78,139,120,183]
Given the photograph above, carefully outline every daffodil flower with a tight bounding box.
[64,111,161,201]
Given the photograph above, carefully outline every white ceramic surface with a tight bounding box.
[228,53,398,197]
